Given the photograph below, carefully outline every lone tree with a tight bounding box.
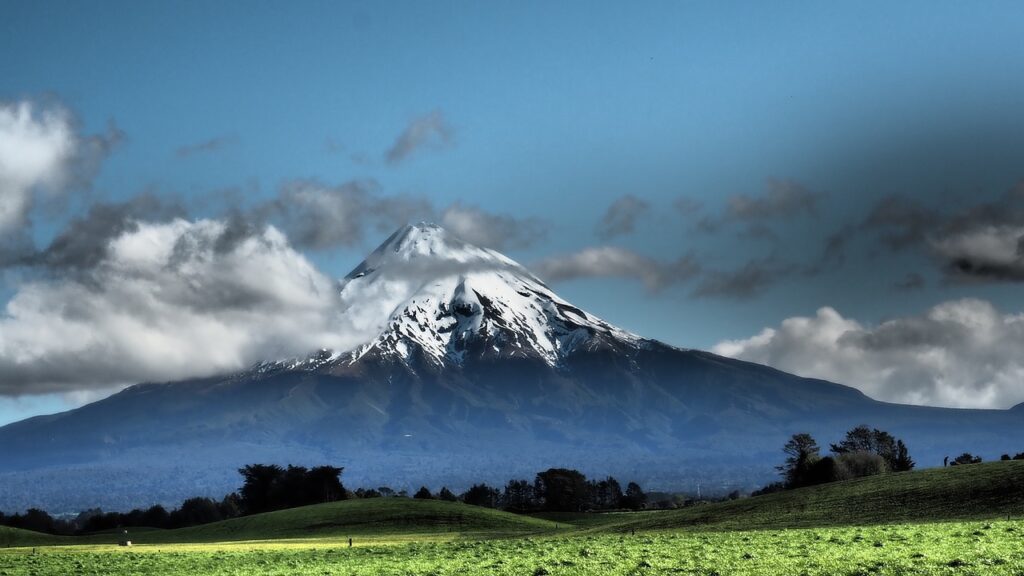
[413,486,433,499]
[779,433,821,488]
[893,440,915,472]
[622,482,647,511]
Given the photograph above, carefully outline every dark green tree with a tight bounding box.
[462,483,501,508]
[831,425,913,472]
[622,482,647,510]
[535,468,590,512]
[237,464,284,514]
[892,440,915,472]
[779,433,821,488]
[502,479,536,512]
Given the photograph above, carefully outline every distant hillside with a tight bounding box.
[607,460,1024,532]
[3,499,560,548]
[0,525,58,548]
[155,498,559,544]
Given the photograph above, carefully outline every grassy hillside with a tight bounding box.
[605,460,1024,532]
[0,525,60,547]
[130,497,560,545]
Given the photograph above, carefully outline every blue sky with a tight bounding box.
[3,1,1024,422]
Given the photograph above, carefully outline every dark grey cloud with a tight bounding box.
[596,194,650,239]
[252,180,547,254]
[440,202,547,250]
[36,194,185,272]
[263,179,432,250]
[695,178,823,239]
[534,247,700,293]
[713,299,1024,408]
[673,196,703,216]
[324,138,372,165]
[892,272,925,291]
[385,110,454,165]
[849,184,1024,283]
[726,178,822,220]
[175,135,235,158]
[860,194,937,250]
[692,258,795,300]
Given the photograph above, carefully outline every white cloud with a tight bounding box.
[0,218,369,395]
[712,299,1024,409]
[0,100,120,242]
[534,246,700,292]
[930,225,1024,280]
[0,102,76,234]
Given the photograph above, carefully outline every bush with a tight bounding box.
[951,453,982,465]
[835,452,889,480]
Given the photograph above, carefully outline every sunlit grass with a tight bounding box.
[3,519,1024,575]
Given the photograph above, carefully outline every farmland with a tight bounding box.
[3,462,1024,575]
[3,519,1024,575]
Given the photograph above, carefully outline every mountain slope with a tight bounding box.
[1,223,1023,512]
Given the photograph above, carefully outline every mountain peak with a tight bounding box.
[333,223,640,368]
[345,222,522,281]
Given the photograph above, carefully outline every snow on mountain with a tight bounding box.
[337,223,642,367]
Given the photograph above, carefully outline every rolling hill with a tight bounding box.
[604,460,1024,532]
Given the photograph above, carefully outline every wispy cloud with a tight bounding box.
[385,110,454,165]
[440,202,547,250]
[596,194,650,239]
[175,134,235,158]
[692,257,795,299]
[534,246,700,293]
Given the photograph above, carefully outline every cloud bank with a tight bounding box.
[0,219,363,395]
[713,299,1024,409]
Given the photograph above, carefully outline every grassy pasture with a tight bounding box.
[3,461,1024,575]
[3,520,1024,575]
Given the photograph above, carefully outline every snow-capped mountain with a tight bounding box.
[341,223,642,366]
[3,223,1024,512]
[268,223,644,372]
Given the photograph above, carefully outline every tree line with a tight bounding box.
[0,465,645,535]
[762,425,915,493]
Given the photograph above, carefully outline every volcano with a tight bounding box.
[2,223,1023,511]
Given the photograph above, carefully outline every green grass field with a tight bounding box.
[3,461,1024,575]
